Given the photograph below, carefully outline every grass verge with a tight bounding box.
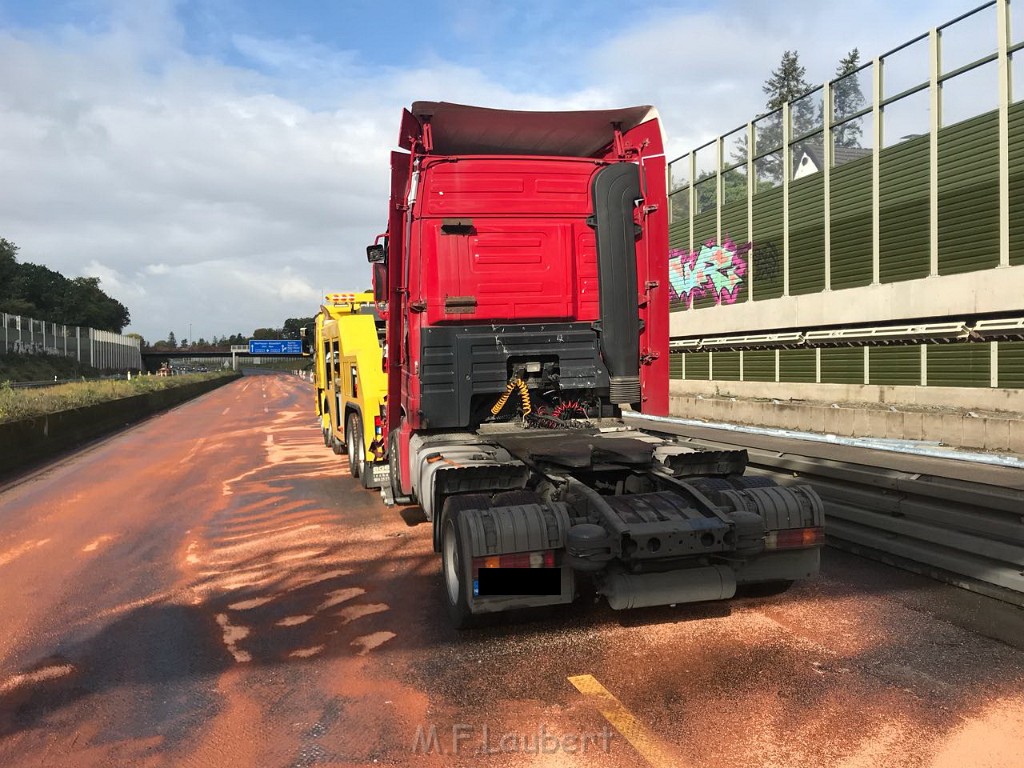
[0,371,236,424]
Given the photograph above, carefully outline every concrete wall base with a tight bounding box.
[669,387,1024,455]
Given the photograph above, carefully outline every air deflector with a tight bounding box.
[590,162,642,406]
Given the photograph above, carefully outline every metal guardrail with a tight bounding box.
[625,414,1024,607]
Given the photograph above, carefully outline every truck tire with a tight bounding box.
[322,401,332,447]
[347,412,363,479]
[435,493,492,553]
[388,429,413,505]
[441,505,480,629]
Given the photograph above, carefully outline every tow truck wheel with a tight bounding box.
[321,401,332,447]
[346,413,363,479]
[441,507,479,629]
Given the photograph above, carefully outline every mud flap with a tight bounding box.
[457,502,576,614]
[363,461,391,489]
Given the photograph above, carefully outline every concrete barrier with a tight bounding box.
[669,393,1024,455]
[0,375,240,479]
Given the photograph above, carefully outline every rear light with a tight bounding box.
[471,550,556,576]
[765,527,825,550]
[472,550,560,598]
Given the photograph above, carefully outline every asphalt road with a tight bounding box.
[1,373,1023,768]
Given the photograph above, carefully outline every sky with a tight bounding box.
[0,0,981,344]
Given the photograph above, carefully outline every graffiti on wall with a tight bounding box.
[752,241,780,284]
[668,238,750,305]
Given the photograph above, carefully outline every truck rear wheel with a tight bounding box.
[346,413,363,479]
[441,506,479,629]
[435,493,492,552]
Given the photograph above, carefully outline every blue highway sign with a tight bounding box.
[248,339,303,355]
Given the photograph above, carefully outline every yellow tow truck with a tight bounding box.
[309,292,389,488]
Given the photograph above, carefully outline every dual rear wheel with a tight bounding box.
[346,412,364,480]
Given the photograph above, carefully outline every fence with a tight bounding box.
[2,313,142,371]
[666,0,1023,315]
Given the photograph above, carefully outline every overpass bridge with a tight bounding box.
[140,348,306,373]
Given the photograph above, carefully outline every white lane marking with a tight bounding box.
[318,587,366,611]
[0,664,75,695]
[290,646,325,659]
[228,597,274,611]
[338,603,389,623]
[82,535,115,553]
[0,539,52,568]
[215,613,252,663]
[181,437,208,465]
[351,631,396,655]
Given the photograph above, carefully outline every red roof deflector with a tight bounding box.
[404,101,658,158]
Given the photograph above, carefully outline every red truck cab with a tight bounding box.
[367,103,822,628]
[370,102,670,497]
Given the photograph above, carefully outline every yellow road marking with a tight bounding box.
[568,674,683,768]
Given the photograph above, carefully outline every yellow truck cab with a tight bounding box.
[311,292,388,488]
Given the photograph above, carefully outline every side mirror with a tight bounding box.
[366,243,386,263]
[373,262,388,304]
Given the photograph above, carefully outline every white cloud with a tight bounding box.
[0,0,983,343]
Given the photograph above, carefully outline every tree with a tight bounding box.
[282,317,315,340]
[756,50,816,184]
[729,51,817,185]
[63,276,131,332]
[167,330,177,348]
[251,327,278,340]
[832,49,866,148]
[764,51,814,116]
[691,167,753,214]
[0,237,131,332]
[0,239,18,303]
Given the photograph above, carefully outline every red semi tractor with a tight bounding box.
[366,102,823,627]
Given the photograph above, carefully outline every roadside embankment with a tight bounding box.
[0,373,240,479]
